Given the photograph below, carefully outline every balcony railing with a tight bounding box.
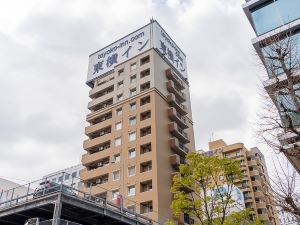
[166,80,186,102]
[169,122,190,144]
[167,93,187,115]
[169,138,189,157]
[168,107,188,129]
[165,68,185,90]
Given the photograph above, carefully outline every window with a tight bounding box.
[236,150,241,156]
[115,122,122,131]
[140,201,153,214]
[141,143,151,154]
[140,82,150,92]
[140,161,152,173]
[52,178,56,182]
[65,174,70,180]
[118,81,124,88]
[116,108,122,116]
[128,166,136,176]
[140,95,150,106]
[140,180,152,192]
[140,110,151,121]
[58,176,63,182]
[115,137,122,146]
[112,189,119,200]
[257,209,262,214]
[129,116,136,126]
[130,63,137,71]
[72,172,77,177]
[140,55,150,66]
[127,205,135,212]
[113,170,120,181]
[128,132,136,141]
[140,126,151,137]
[114,154,121,163]
[140,69,150,78]
[118,69,124,76]
[219,175,224,181]
[117,94,123,101]
[130,75,136,83]
[128,185,135,196]
[130,88,137,96]
[128,148,136,158]
[129,102,136,110]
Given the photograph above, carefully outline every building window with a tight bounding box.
[115,122,122,131]
[140,161,152,173]
[140,55,150,66]
[114,154,121,163]
[140,68,150,78]
[140,82,150,92]
[116,108,122,116]
[65,174,70,180]
[117,94,123,101]
[236,150,241,156]
[129,116,136,126]
[117,81,124,88]
[113,170,120,181]
[141,180,152,192]
[128,185,136,196]
[141,143,151,154]
[140,201,153,214]
[72,172,77,177]
[140,95,150,106]
[130,63,137,71]
[115,137,122,146]
[140,110,151,121]
[219,175,224,181]
[128,166,136,177]
[129,102,136,110]
[130,75,136,83]
[58,176,63,182]
[130,88,137,96]
[127,205,135,212]
[140,126,151,137]
[112,189,119,200]
[118,69,124,76]
[128,148,136,159]
[128,132,136,142]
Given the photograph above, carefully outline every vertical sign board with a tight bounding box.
[86,21,187,84]
[152,21,187,79]
[87,25,151,84]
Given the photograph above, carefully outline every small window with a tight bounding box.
[140,82,150,92]
[114,154,121,163]
[140,126,151,137]
[140,69,150,78]
[141,143,151,154]
[140,161,152,173]
[112,189,119,200]
[130,88,137,96]
[128,148,136,159]
[116,108,122,116]
[130,75,136,83]
[127,205,135,212]
[128,185,136,196]
[129,102,136,110]
[128,132,136,142]
[129,116,137,126]
[140,201,153,214]
[115,122,122,131]
[65,174,70,180]
[113,170,120,181]
[140,95,150,106]
[72,172,77,177]
[140,55,150,66]
[219,175,224,181]
[140,180,152,192]
[130,63,137,71]
[115,137,122,146]
[118,69,124,76]
[58,176,63,182]
[52,178,56,182]
[117,94,123,101]
[140,110,151,121]
[128,165,136,177]
[118,81,124,88]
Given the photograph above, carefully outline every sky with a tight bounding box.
[0,0,281,183]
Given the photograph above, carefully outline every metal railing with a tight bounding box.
[0,172,153,225]
[39,219,82,225]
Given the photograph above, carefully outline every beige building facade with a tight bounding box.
[80,32,195,223]
[206,139,280,225]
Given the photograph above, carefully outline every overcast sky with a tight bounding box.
[0,0,281,182]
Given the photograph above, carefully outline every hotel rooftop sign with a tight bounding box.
[87,20,187,84]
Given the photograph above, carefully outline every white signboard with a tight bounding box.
[87,21,187,84]
[152,22,187,78]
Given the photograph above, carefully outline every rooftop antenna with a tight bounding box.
[210,132,214,142]
[150,17,154,23]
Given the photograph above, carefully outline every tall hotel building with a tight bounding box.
[242,0,300,172]
[206,139,280,225]
[80,20,195,223]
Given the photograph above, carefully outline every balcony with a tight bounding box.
[258,213,269,221]
[250,170,259,177]
[170,154,186,169]
[165,68,185,90]
[247,160,257,167]
[256,202,267,209]
[166,80,186,102]
[254,191,264,198]
[169,138,189,157]
[168,107,188,129]
[169,122,190,144]
[167,93,187,115]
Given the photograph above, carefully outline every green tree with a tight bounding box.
[170,152,262,225]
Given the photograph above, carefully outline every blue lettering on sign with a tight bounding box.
[106,53,118,68]
[138,39,149,51]
[122,46,132,58]
[93,61,104,74]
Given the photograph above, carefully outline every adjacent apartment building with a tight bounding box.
[242,0,300,173]
[80,20,195,224]
[205,139,280,225]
